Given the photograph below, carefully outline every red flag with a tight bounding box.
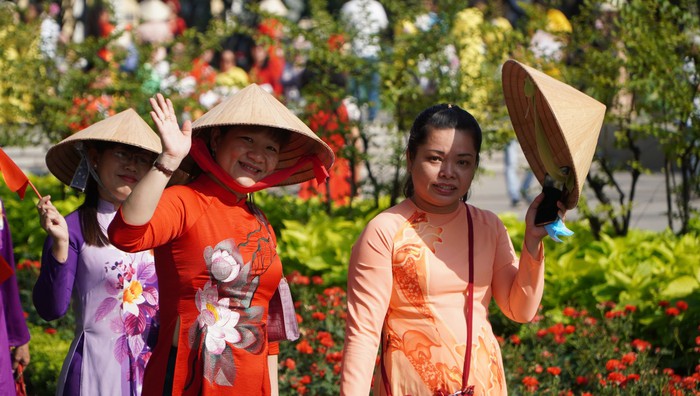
[0,147,41,200]
[0,255,12,285]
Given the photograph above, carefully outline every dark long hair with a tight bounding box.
[403,104,483,201]
[79,141,111,247]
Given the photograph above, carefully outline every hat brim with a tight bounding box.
[46,108,162,186]
[502,59,606,209]
[186,84,335,186]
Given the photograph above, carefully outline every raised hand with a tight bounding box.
[149,93,192,167]
[37,195,69,263]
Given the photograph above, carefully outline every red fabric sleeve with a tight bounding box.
[108,186,203,252]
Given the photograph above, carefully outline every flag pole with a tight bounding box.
[27,179,42,200]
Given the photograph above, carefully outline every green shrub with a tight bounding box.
[256,192,386,285]
[23,324,72,396]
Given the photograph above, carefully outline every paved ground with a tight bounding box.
[5,142,693,233]
[471,150,685,233]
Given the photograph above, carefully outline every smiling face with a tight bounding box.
[210,126,283,187]
[92,143,156,205]
[407,127,478,214]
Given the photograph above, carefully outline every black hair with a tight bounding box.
[403,103,483,201]
[79,141,111,247]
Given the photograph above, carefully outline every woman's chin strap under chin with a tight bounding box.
[189,138,330,194]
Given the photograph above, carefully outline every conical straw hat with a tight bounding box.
[188,83,334,186]
[502,59,606,209]
[46,108,162,186]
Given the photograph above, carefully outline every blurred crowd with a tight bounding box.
[5,0,589,205]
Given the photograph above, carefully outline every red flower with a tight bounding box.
[326,352,343,363]
[659,300,670,307]
[665,307,680,317]
[536,329,548,338]
[624,304,637,313]
[676,300,688,311]
[681,376,698,389]
[631,339,652,352]
[295,339,314,354]
[663,368,675,376]
[317,331,335,347]
[312,312,326,321]
[548,323,565,335]
[621,352,637,365]
[288,271,310,285]
[284,358,296,370]
[509,335,521,345]
[44,328,57,335]
[606,359,624,372]
[534,364,543,374]
[576,376,589,385]
[546,366,561,376]
[607,372,627,385]
[300,375,312,384]
[605,310,625,319]
[696,336,700,346]
[562,306,577,317]
[311,276,324,285]
[521,376,539,392]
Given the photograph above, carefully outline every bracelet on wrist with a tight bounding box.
[153,160,175,177]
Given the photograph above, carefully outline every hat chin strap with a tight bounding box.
[189,138,329,194]
[71,143,122,204]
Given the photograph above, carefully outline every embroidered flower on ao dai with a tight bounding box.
[195,281,242,354]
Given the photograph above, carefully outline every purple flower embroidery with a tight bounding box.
[95,254,158,367]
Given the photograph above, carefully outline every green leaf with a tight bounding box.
[659,276,699,299]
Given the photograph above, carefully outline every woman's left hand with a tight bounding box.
[523,193,567,256]
[12,342,30,371]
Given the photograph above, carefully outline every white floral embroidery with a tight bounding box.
[209,249,241,283]
[195,281,242,355]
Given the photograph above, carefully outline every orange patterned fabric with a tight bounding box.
[341,199,544,395]
[109,176,282,395]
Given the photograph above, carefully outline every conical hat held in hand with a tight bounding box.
[502,59,606,209]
